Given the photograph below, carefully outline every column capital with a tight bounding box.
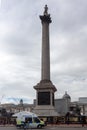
[40,5,52,23]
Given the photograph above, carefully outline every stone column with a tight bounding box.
[33,5,58,117]
[40,5,51,81]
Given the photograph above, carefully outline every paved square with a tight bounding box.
[0,125,87,130]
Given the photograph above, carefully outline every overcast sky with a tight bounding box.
[0,0,87,104]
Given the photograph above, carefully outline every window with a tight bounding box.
[33,117,40,123]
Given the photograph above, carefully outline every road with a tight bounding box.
[0,125,87,130]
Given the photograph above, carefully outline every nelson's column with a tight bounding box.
[33,5,58,117]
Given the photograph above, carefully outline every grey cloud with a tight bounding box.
[51,0,87,35]
[0,0,87,103]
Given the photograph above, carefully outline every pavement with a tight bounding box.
[47,124,87,128]
[0,124,87,128]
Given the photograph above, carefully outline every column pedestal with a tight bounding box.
[33,80,58,116]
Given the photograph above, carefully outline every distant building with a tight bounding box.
[55,98,69,116]
[55,92,81,116]
[1,99,34,114]
[55,92,71,116]
[1,95,87,118]
[78,97,87,116]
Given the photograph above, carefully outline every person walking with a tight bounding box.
[81,115,86,127]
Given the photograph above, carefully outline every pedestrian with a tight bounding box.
[81,116,86,127]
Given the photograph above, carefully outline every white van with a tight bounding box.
[13,111,45,128]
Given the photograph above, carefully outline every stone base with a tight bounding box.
[33,105,59,117]
[34,80,57,92]
[33,80,59,116]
